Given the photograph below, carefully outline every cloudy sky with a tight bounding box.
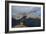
[12,6,41,17]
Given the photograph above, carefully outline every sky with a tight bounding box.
[12,6,41,17]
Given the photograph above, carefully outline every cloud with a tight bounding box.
[12,6,41,19]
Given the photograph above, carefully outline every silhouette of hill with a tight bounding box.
[12,17,41,28]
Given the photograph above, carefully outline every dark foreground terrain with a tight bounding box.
[12,17,41,28]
